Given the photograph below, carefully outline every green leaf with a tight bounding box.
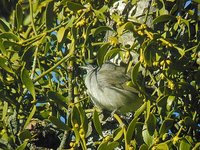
[48,91,68,107]
[153,15,176,24]
[19,129,32,141]
[16,140,28,150]
[146,113,156,136]
[0,57,14,74]
[139,144,148,150]
[94,9,106,22]
[192,142,200,150]
[49,116,70,130]
[131,0,137,5]
[142,124,154,146]
[113,127,124,141]
[57,27,66,43]
[93,110,103,137]
[134,102,146,118]
[67,2,85,11]
[0,39,7,55]
[97,141,108,150]
[192,0,200,4]
[92,26,113,37]
[167,96,175,110]
[131,61,141,85]
[45,1,54,29]
[0,18,10,32]
[146,100,151,121]
[71,106,81,126]
[21,67,35,100]
[16,3,23,31]
[143,41,156,67]
[107,142,119,149]
[64,16,75,29]
[174,45,185,57]
[117,22,134,35]
[159,118,174,136]
[97,42,110,66]
[104,48,121,62]
[23,105,36,129]
[0,32,19,41]
[71,106,81,143]
[126,117,138,144]
[180,139,191,150]
[157,96,168,108]
[156,143,169,150]
[2,101,8,121]
[78,105,88,133]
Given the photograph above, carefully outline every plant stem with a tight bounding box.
[33,54,72,82]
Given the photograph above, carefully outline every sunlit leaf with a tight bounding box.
[113,127,124,141]
[139,144,148,150]
[23,105,36,129]
[107,142,119,149]
[0,32,19,41]
[0,18,10,32]
[192,0,200,4]
[131,61,141,85]
[97,42,110,66]
[0,39,6,55]
[156,143,169,150]
[0,57,14,74]
[57,27,66,43]
[21,67,35,100]
[2,101,8,121]
[104,48,121,62]
[93,110,103,137]
[126,117,137,144]
[192,142,200,150]
[97,141,108,150]
[16,140,28,150]
[173,45,185,57]
[94,9,106,22]
[180,139,191,150]
[71,106,81,126]
[117,22,134,35]
[142,124,153,146]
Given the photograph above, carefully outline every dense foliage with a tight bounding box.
[0,0,199,149]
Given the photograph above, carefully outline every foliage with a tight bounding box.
[0,0,199,149]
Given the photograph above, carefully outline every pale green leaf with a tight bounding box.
[23,105,36,129]
[93,110,103,137]
[21,67,35,100]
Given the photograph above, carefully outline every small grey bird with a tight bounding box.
[83,62,143,114]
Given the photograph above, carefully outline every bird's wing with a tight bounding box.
[96,63,139,94]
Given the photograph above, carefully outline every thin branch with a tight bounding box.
[33,54,72,82]
[29,0,37,35]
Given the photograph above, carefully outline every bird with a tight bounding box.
[83,62,144,114]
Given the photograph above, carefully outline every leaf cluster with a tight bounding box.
[0,0,199,149]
